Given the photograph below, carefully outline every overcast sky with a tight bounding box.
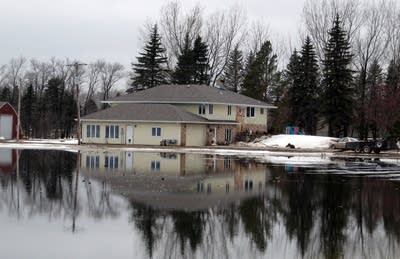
[0,0,305,68]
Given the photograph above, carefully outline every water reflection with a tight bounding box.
[0,149,399,258]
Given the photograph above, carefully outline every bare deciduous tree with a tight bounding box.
[159,1,203,68]
[385,1,400,63]
[6,57,27,105]
[302,0,363,63]
[83,60,103,114]
[205,6,247,86]
[99,61,124,107]
[247,21,270,54]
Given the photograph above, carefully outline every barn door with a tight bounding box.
[0,115,13,139]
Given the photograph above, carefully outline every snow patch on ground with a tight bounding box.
[250,134,337,149]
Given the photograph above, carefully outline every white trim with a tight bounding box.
[81,119,239,125]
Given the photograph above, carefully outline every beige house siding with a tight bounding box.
[133,122,181,145]
[177,104,237,121]
[186,124,207,146]
[133,152,181,175]
[82,121,181,145]
[81,151,208,176]
[82,122,125,144]
[242,107,267,125]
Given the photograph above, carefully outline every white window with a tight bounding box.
[224,156,232,169]
[245,180,253,192]
[151,161,160,171]
[198,104,206,115]
[152,127,161,136]
[105,125,119,138]
[224,128,232,143]
[86,156,99,169]
[227,106,232,115]
[246,107,255,117]
[86,125,100,138]
[105,156,119,169]
[209,104,213,114]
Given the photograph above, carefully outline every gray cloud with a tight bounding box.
[0,0,305,67]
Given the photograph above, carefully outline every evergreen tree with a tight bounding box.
[173,34,195,84]
[131,24,168,91]
[299,37,320,135]
[242,41,279,103]
[366,60,383,139]
[286,50,303,127]
[173,35,209,85]
[21,83,36,137]
[386,59,400,92]
[192,36,209,84]
[0,87,12,102]
[322,15,354,137]
[223,45,244,92]
[83,98,98,115]
[44,78,62,137]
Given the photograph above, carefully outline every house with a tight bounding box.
[0,102,19,140]
[81,84,275,146]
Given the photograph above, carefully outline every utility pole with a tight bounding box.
[16,82,21,142]
[67,62,87,145]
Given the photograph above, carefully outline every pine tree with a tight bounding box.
[299,36,320,135]
[366,60,383,139]
[242,41,279,103]
[131,24,168,91]
[223,45,244,92]
[0,87,12,102]
[21,83,36,137]
[173,34,195,84]
[322,15,354,137]
[286,50,303,127]
[192,36,209,84]
[386,59,400,92]
[173,35,209,85]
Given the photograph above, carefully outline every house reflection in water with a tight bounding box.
[80,150,270,195]
[199,156,269,194]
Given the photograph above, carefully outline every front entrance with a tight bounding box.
[126,126,133,144]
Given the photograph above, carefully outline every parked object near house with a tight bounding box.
[329,137,359,150]
[345,138,398,154]
[81,84,275,146]
[0,102,19,140]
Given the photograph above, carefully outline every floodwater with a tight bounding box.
[0,149,400,259]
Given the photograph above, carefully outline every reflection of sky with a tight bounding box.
[0,176,146,259]
[1,150,400,258]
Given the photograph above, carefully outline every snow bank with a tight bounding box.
[256,134,337,149]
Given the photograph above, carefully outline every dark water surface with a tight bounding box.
[0,149,400,259]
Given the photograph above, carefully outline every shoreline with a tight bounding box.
[0,139,399,158]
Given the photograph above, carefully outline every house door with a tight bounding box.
[126,126,133,144]
[0,115,13,139]
[125,151,133,171]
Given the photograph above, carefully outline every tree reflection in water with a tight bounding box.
[127,166,400,259]
[1,150,400,258]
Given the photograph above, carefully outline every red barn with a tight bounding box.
[0,102,19,139]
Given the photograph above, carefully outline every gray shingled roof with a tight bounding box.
[106,84,275,108]
[81,103,237,124]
